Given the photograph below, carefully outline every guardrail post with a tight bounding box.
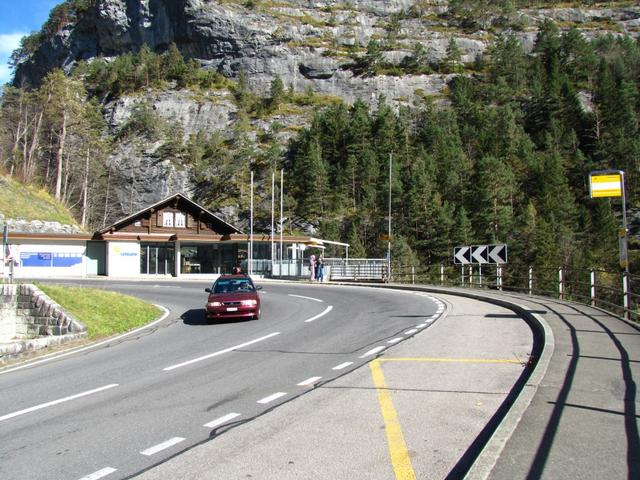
[440,264,445,286]
[590,270,596,307]
[559,267,564,300]
[623,272,630,320]
[411,266,415,284]
[528,266,533,295]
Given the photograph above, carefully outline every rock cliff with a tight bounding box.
[16,0,640,106]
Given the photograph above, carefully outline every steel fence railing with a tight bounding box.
[390,263,639,322]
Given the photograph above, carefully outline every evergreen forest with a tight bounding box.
[1,19,640,279]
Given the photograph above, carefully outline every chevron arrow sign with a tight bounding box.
[454,244,508,264]
[488,244,507,264]
[471,245,489,264]
[453,246,471,264]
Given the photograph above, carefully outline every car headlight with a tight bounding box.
[208,301,223,307]
[241,299,257,306]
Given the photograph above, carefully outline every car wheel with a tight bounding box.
[254,308,261,320]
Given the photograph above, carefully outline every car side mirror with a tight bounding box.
[205,288,212,293]
[255,285,263,291]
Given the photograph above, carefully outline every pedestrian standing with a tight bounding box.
[316,256,324,282]
[309,254,316,282]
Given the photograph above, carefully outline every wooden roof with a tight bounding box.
[95,193,242,240]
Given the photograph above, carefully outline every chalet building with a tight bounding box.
[1,193,348,279]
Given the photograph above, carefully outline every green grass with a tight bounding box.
[36,284,162,340]
[0,175,80,226]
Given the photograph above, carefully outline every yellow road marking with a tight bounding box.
[380,357,522,364]
[370,356,523,479]
[370,359,417,480]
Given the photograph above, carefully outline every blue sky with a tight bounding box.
[0,1,60,85]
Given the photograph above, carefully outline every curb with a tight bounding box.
[0,305,170,375]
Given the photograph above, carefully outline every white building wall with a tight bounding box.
[11,241,87,278]
[107,241,140,277]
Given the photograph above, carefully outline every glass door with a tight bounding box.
[140,243,175,276]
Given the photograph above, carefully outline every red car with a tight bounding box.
[205,275,262,320]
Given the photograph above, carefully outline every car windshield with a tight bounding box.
[212,279,254,293]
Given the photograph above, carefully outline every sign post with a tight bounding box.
[589,170,628,273]
[455,244,507,288]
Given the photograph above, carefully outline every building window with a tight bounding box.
[175,212,186,228]
[163,212,174,227]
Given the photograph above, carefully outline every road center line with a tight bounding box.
[140,437,185,456]
[77,467,117,480]
[361,346,386,358]
[163,332,281,371]
[304,305,333,323]
[0,384,119,423]
[204,412,241,429]
[297,376,322,386]
[257,392,287,404]
[288,294,323,302]
[332,362,353,370]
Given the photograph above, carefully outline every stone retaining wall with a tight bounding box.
[0,284,88,363]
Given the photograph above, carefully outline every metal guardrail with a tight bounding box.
[268,258,390,281]
[329,263,389,281]
[390,264,639,322]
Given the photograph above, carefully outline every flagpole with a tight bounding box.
[250,170,254,276]
[388,153,392,280]
[280,168,284,278]
[271,170,275,269]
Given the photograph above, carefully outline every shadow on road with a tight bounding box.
[181,309,253,326]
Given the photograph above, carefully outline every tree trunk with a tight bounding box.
[54,106,67,200]
[23,109,44,183]
[102,167,111,228]
[81,148,89,228]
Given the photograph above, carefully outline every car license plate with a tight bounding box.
[227,307,238,312]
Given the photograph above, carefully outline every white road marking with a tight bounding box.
[163,332,281,371]
[360,346,386,358]
[288,294,323,302]
[387,337,403,344]
[297,376,322,386]
[0,384,118,423]
[257,392,287,404]
[304,305,333,323]
[416,324,427,328]
[203,412,241,429]
[140,437,185,456]
[404,329,418,335]
[0,306,170,376]
[332,362,353,370]
[77,467,117,480]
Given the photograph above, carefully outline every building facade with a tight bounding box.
[1,193,347,279]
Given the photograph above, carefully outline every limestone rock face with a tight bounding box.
[16,0,638,106]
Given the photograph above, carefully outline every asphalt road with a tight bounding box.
[0,280,443,480]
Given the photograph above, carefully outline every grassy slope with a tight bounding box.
[0,174,80,226]
[37,284,162,340]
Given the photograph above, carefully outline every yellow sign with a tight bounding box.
[590,173,622,198]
